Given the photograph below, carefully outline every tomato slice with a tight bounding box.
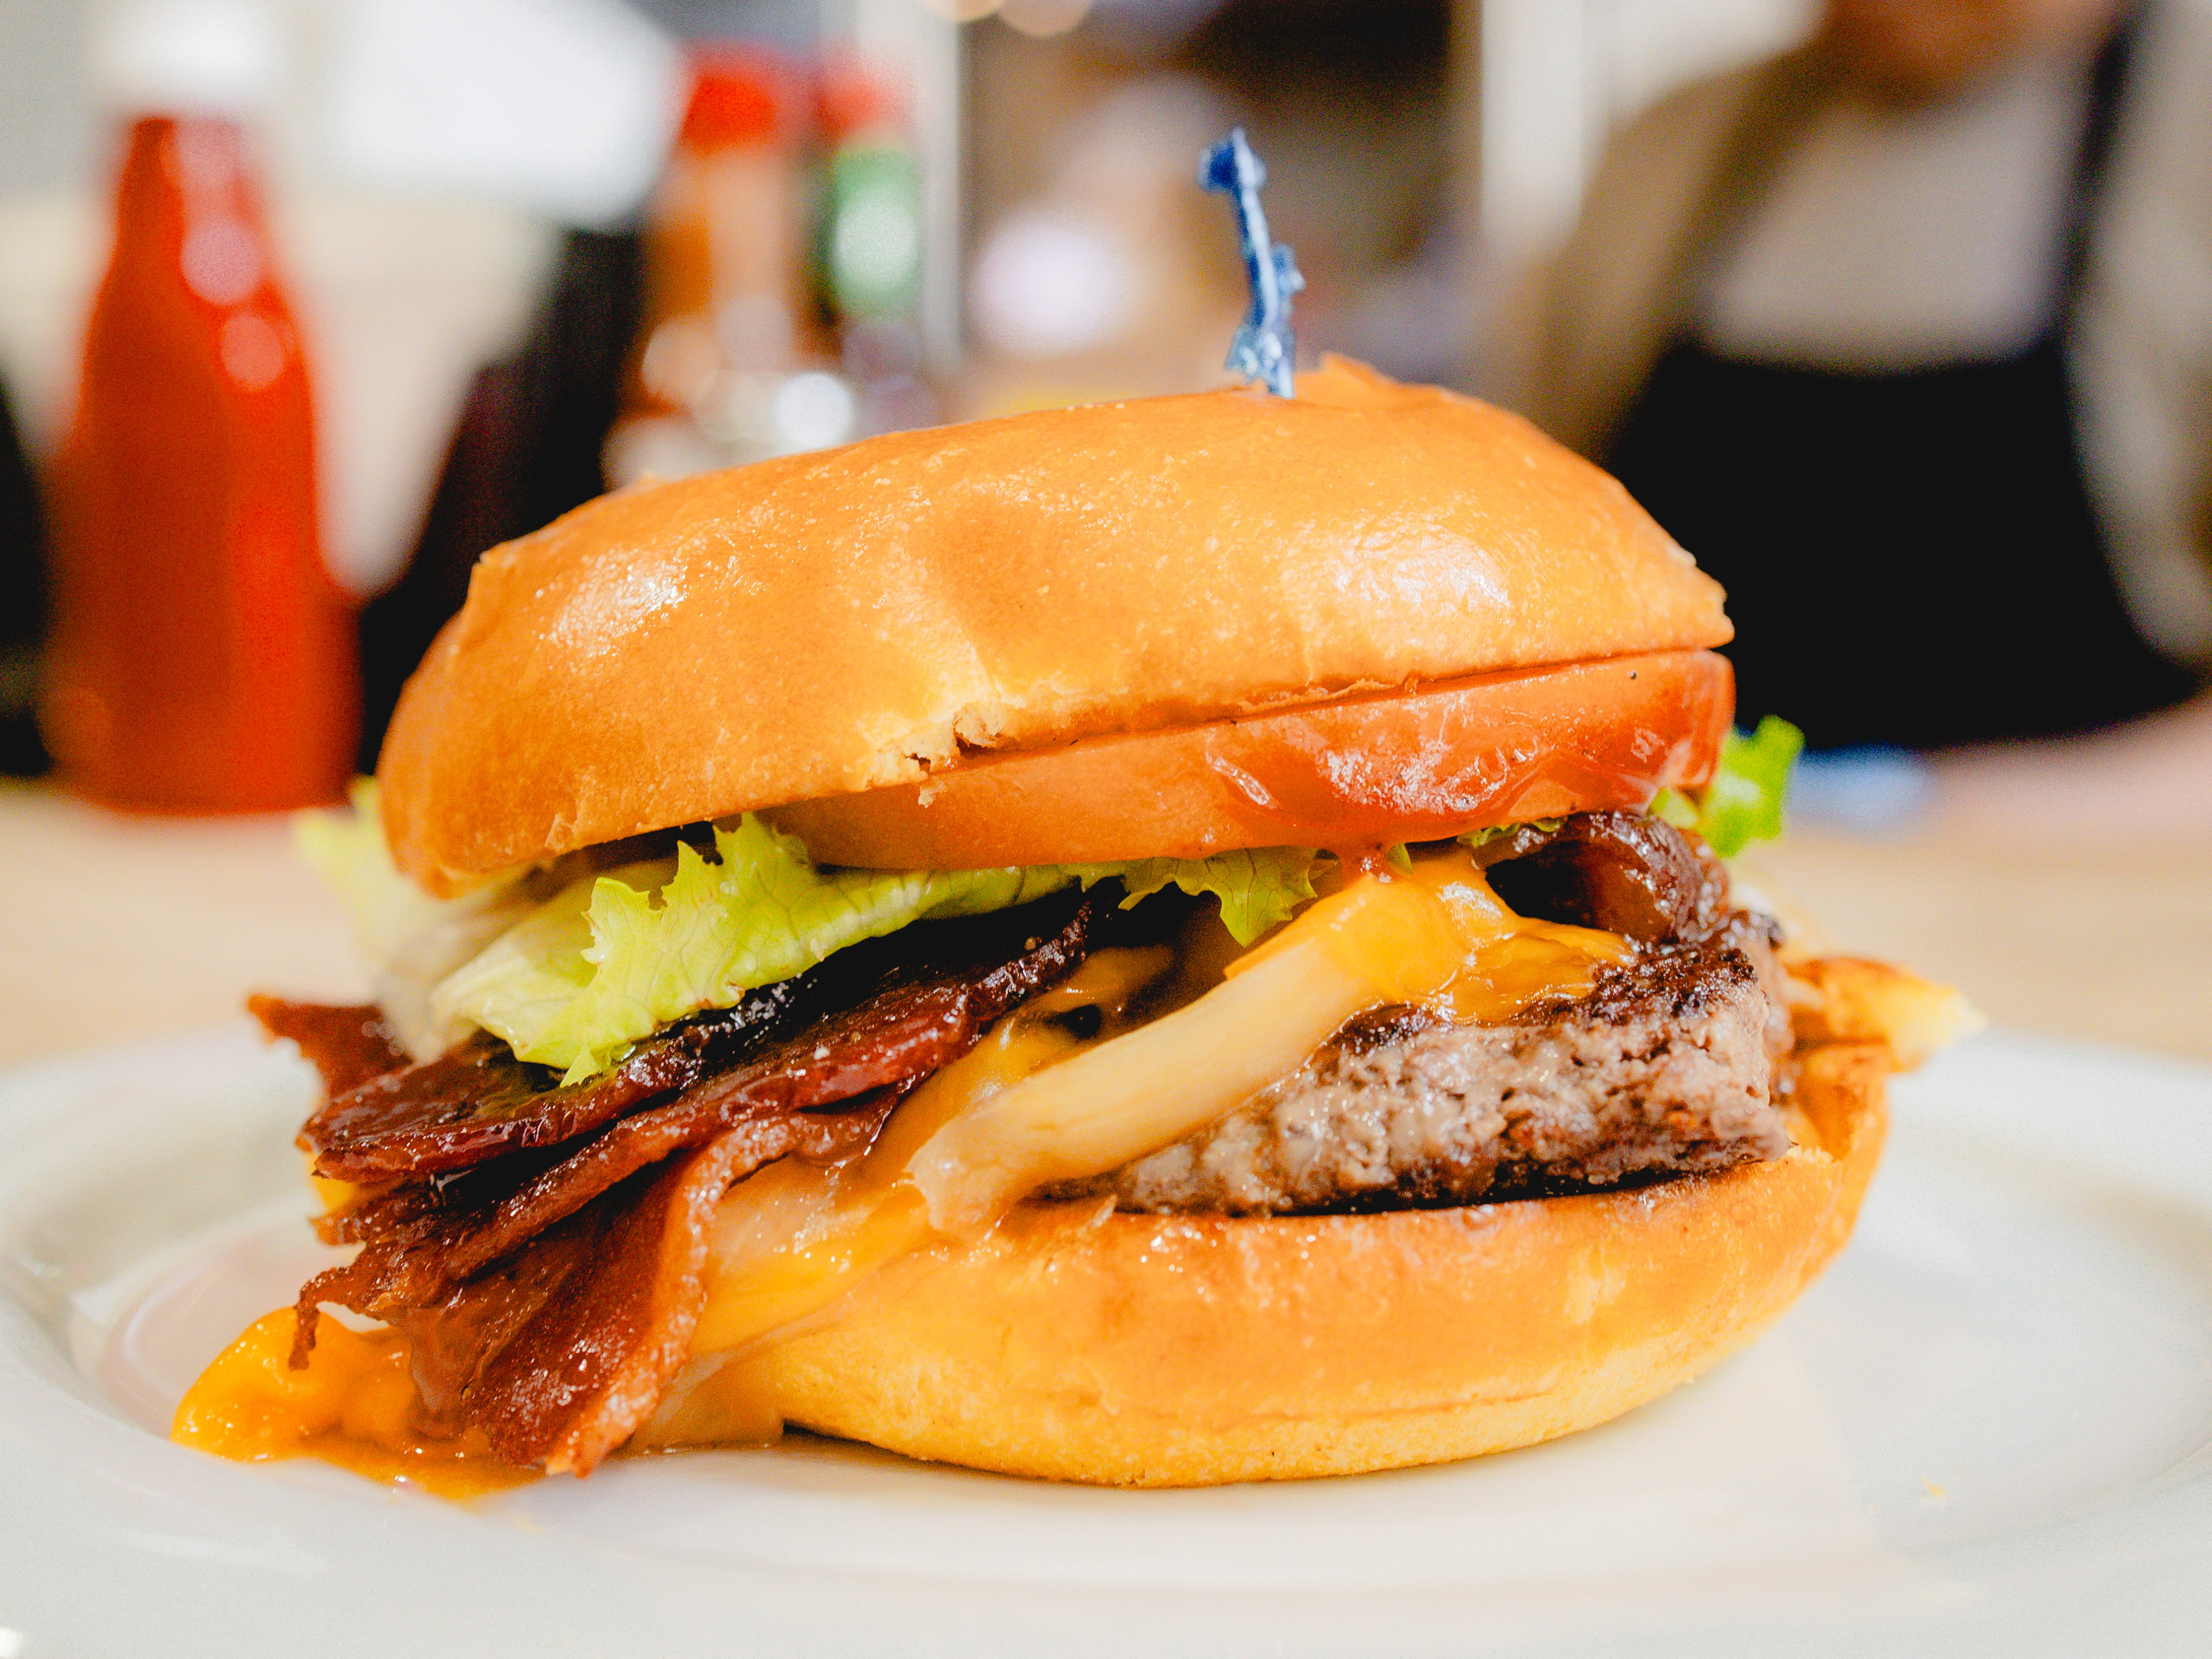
[769,650,1733,869]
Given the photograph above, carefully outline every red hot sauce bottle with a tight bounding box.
[44,113,356,812]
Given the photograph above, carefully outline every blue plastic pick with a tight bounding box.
[1201,128,1304,397]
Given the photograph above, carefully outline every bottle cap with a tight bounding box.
[93,0,281,116]
[679,46,796,150]
[817,58,907,145]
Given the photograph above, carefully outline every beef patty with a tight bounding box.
[1064,805,1794,1215]
[1077,918,1793,1215]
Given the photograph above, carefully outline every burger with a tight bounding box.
[172,357,1967,1489]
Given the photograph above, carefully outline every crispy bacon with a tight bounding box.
[298,980,807,1181]
[397,1098,899,1470]
[287,1081,916,1359]
[264,892,1108,1469]
[248,998,410,1096]
[289,904,1093,1342]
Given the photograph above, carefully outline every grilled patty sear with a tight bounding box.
[1074,918,1792,1214]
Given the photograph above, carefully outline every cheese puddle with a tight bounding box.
[170,1308,535,1498]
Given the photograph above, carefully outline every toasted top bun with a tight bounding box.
[379,358,1730,894]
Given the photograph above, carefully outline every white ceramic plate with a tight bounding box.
[3,1025,2210,1657]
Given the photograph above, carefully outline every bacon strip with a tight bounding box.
[1469,810,1731,944]
[278,893,1108,1464]
[445,969,1036,1272]
[291,887,1106,1183]
[397,1100,896,1471]
[288,1084,910,1359]
[298,980,806,1180]
[248,998,410,1097]
[289,902,1093,1346]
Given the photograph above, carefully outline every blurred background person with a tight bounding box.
[1499,0,2212,774]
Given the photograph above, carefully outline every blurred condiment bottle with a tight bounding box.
[43,0,355,813]
[815,55,938,440]
[608,46,851,483]
[816,59,921,330]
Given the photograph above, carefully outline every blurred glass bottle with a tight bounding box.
[43,0,355,813]
[607,46,859,483]
[816,60,921,329]
[815,56,937,438]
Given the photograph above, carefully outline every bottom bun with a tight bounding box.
[650,1040,1892,1486]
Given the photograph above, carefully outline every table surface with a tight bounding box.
[2,780,2207,1070]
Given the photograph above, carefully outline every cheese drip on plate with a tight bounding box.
[170,1308,536,1497]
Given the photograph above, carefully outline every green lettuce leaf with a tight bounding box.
[1461,819,1560,850]
[1651,715,1804,858]
[431,817,1319,1082]
[296,779,522,971]
[1092,846,1319,945]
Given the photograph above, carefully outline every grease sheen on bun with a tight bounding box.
[639,1039,1890,1486]
[378,358,1730,894]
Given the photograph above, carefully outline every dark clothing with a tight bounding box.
[0,378,49,774]
[356,228,644,770]
[1605,9,2198,750]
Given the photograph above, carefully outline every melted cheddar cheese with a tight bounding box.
[170,1309,533,1498]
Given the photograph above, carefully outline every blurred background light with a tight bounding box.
[771,368,857,450]
[828,169,922,315]
[999,0,1097,40]
[93,0,281,116]
[327,0,684,230]
[179,215,264,306]
[970,213,1133,359]
[919,0,1010,23]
